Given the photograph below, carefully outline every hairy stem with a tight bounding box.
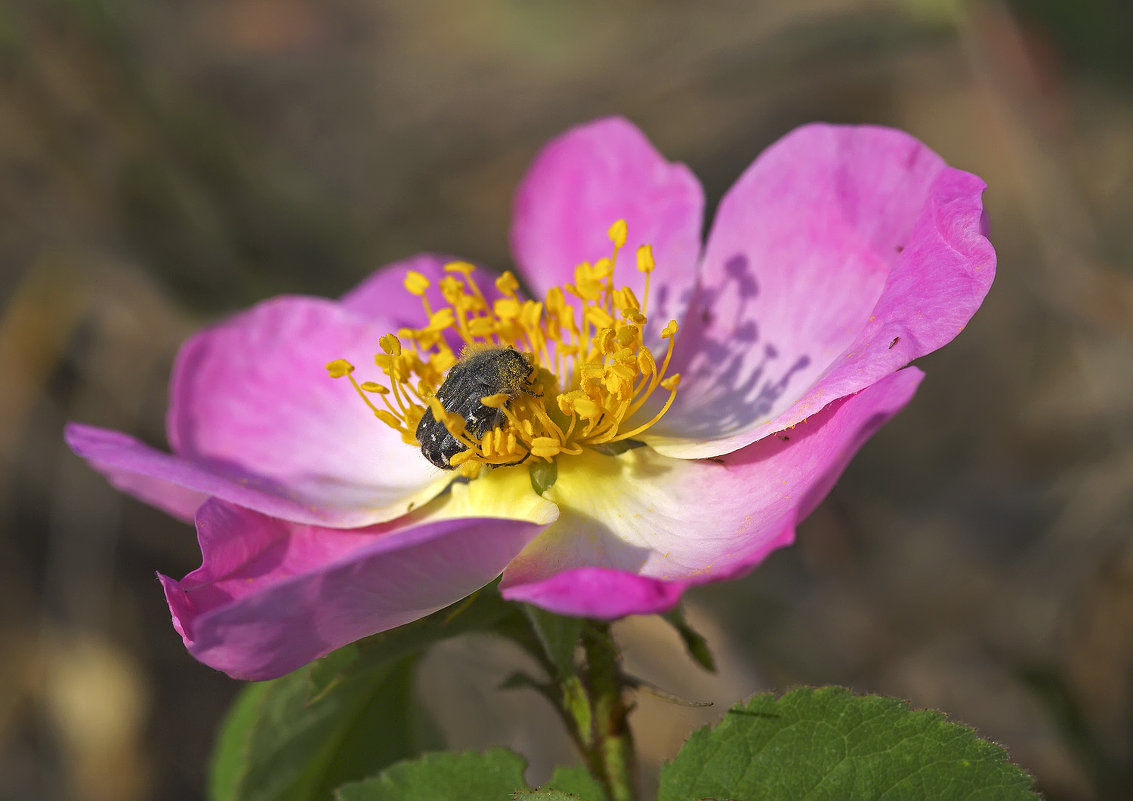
[579,622,637,801]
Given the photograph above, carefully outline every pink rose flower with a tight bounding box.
[65,118,994,679]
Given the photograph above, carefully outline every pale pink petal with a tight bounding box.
[340,253,456,318]
[166,295,455,526]
[162,499,556,680]
[341,253,500,318]
[647,125,992,458]
[510,117,704,335]
[65,424,208,522]
[501,368,923,617]
[65,423,419,527]
[66,296,454,527]
[341,253,511,354]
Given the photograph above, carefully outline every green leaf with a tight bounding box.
[334,749,529,800]
[209,681,270,800]
[306,641,363,703]
[541,765,610,801]
[209,654,425,801]
[311,584,537,701]
[210,584,544,801]
[659,687,1039,801]
[660,606,716,673]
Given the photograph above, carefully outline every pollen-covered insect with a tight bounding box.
[416,346,537,469]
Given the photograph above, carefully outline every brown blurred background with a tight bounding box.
[1,0,1131,799]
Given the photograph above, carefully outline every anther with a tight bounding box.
[403,271,431,296]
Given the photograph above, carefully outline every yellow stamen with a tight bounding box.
[328,219,683,471]
[636,244,654,314]
[608,219,628,249]
[496,271,520,295]
[403,271,431,296]
[379,333,402,356]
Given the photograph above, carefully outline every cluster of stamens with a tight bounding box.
[327,220,681,477]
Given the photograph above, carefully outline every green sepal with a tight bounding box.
[529,458,558,494]
[660,606,716,673]
[522,603,582,678]
[588,439,644,457]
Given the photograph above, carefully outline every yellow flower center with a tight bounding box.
[327,220,680,478]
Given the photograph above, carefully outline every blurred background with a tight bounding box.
[1,0,1131,798]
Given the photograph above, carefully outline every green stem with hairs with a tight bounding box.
[577,622,637,801]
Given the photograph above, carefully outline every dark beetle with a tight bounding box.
[416,347,535,469]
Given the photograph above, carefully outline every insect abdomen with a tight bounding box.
[415,348,531,470]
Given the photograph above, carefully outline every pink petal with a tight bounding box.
[341,252,499,319]
[510,117,704,336]
[342,253,510,353]
[501,368,923,617]
[500,566,706,619]
[65,424,217,522]
[67,296,452,527]
[340,253,457,318]
[167,295,455,526]
[65,423,418,527]
[162,499,554,680]
[648,125,993,458]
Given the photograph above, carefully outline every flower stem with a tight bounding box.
[579,621,637,801]
[518,607,638,800]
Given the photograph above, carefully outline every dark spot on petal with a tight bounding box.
[888,337,900,349]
